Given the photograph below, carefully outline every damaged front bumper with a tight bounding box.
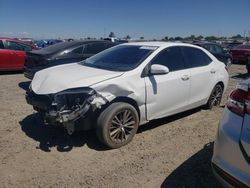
[26,87,107,134]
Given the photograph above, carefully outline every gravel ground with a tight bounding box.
[0,65,249,188]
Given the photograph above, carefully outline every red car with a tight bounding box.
[231,44,250,64]
[0,38,37,71]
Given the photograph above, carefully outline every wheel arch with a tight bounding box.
[216,81,225,92]
[110,96,141,120]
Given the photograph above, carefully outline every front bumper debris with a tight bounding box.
[26,87,105,134]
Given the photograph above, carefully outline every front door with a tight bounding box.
[145,46,190,120]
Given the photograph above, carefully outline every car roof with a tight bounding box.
[30,40,115,55]
[121,41,199,48]
[0,37,36,47]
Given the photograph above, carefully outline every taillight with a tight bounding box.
[227,84,250,116]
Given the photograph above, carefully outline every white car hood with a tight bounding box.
[31,63,124,94]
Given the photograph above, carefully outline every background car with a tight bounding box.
[24,40,120,79]
[0,37,37,71]
[230,44,250,65]
[212,79,250,187]
[34,39,63,49]
[194,42,232,66]
[224,41,242,50]
[26,42,228,148]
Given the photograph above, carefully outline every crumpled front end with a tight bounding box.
[26,87,108,134]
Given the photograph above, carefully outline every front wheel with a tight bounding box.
[96,102,139,149]
[205,84,223,109]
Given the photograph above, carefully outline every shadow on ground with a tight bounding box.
[231,72,249,80]
[20,107,218,153]
[18,81,31,91]
[19,113,109,152]
[138,107,203,133]
[0,70,23,75]
[161,142,223,188]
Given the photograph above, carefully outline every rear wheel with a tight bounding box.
[205,84,223,109]
[96,102,139,149]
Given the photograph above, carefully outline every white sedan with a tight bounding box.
[26,42,229,148]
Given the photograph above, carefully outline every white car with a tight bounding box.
[26,42,229,148]
[212,79,250,187]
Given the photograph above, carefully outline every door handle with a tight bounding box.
[181,75,190,81]
[210,69,216,74]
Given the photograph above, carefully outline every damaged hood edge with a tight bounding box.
[31,63,125,94]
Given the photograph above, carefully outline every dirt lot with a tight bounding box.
[0,65,249,188]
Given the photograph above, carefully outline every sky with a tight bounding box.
[0,0,249,39]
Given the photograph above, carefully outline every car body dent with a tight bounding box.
[31,62,125,95]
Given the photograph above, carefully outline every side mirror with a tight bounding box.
[150,64,169,75]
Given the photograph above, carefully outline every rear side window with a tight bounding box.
[151,46,185,72]
[0,40,4,49]
[71,46,83,54]
[5,40,32,51]
[203,44,223,54]
[181,47,212,68]
[84,43,106,54]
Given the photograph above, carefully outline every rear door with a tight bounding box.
[181,46,216,107]
[0,40,13,70]
[145,46,191,120]
[4,40,27,69]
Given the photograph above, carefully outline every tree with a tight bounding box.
[205,36,217,41]
[125,35,131,40]
[231,34,243,39]
[196,35,204,40]
[109,32,115,37]
[174,36,183,41]
[140,36,144,40]
[164,36,169,41]
[169,37,174,41]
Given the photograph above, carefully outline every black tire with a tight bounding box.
[205,84,223,109]
[96,102,139,149]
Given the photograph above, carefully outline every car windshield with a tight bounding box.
[81,45,157,71]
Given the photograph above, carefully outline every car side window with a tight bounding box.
[213,45,223,54]
[5,40,32,51]
[182,47,212,68]
[83,43,106,54]
[71,46,83,54]
[151,47,185,72]
[0,40,4,49]
[5,41,23,51]
[18,43,32,51]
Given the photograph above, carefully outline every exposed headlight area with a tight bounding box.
[26,87,97,134]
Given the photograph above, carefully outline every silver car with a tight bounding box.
[212,78,250,187]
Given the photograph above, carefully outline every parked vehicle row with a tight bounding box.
[0,38,37,71]
[24,40,120,79]
[26,42,229,148]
